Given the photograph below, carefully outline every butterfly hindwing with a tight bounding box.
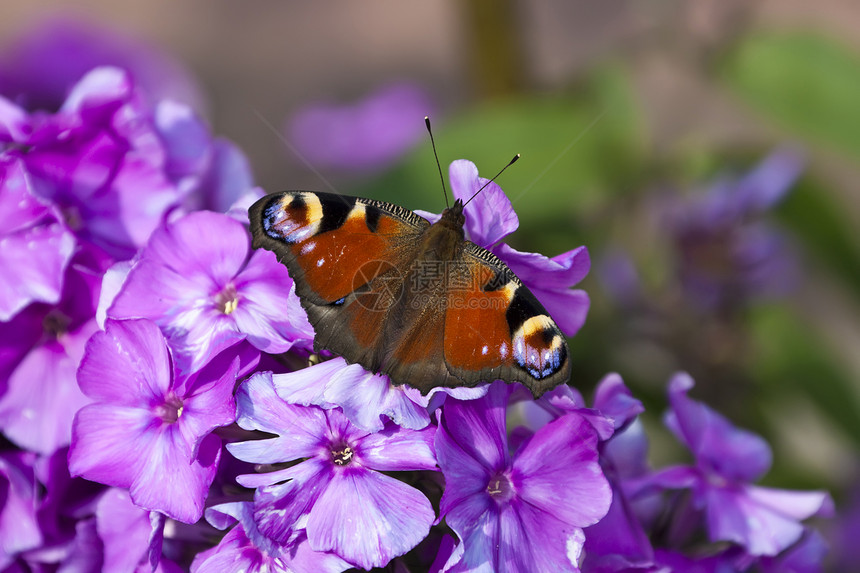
[381,264,458,393]
[442,243,570,396]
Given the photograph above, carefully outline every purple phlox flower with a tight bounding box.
[0,449,106,571]
[69,318,240,523]
[1,67,186,260]
[758,529,828,573]
[221,185,267,224]
[418,159,590,336]
[24,517,103,572]
[0,16,204,113]
[272,356,488,433]
[287,82,433,172]
[510,374,655,573]
[228,372,437,570]
[407,382,490,411]
[508,385,592,452]
[594,418,661,558]
[514,373,643,448]
[272,357,431,432]
[108,210,313,374]
[191,501,351,573]
[380,527,462,573]
[197,150,264,218]
[436,381,611,572]
[0,294,50,392]
[596,248,643,309]
[831,486,860,571]
[637,373,833,557]
[579,379,656,573]
[96,487,181,573]
[498,243,591,336]
[666,148,804,309]
[0,262,101,454]
[665,372,772,483]
[685,148,804,224]
[152,98,262,214]
[429,535,459,573]
[652,546,753,573]
[0,452,42,567]
[94,259,135,329]
[580,483,656,573]
[0,156,76,320]
[0,95,29,141]
[19,447,104,570]
[592,373,646,433]
[0,26,257,226]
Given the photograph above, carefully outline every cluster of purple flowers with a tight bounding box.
[0,39,833,573]
[600,147,804,316]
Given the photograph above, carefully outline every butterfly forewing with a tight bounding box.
[249,191,427,305]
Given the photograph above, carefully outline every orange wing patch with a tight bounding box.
[443,261,517,371]
[249,191,426,304]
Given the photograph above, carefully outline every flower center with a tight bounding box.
[156,394,184,424]
[61,204,84,231]
[331,444,355,466]
[215,283,240,315]
[42,310,71,339]
[486,472,515,503]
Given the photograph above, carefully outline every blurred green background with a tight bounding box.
[2,0,858,567]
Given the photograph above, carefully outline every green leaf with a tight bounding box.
[722,31,860,158]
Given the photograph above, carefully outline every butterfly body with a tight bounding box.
[249,190,570,397]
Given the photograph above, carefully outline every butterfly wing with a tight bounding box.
[378,267,460,393]
[249,191,429,370]
[250,192,570,397]
[440,242,570,397]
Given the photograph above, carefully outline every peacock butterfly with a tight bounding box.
[248,167,571,398]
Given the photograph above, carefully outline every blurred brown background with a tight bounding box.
[2,0,857,195]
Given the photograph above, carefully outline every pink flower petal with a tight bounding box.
[443,508,498,572]
[494,243,590,336]
[232,372,328,461]
[666,372,772,482]
[96,488,157,573]
[0,453,42,556]
[78,319,173,405]
[306,469,434,569]
[252,457,332,546]
[231,249,313,353]
[0,326,93,454]
[356,424,436,472]
[130,431,221,523]
[0,158,75,320]
[497,502,583,572]
[513,413,610,527]
[69,403,156,488]
[437,382,511,473]
[275,358,432,432]
[449,159,519,247]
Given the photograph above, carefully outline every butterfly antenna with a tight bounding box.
[425,116,449,208]
[463,154,520,208]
